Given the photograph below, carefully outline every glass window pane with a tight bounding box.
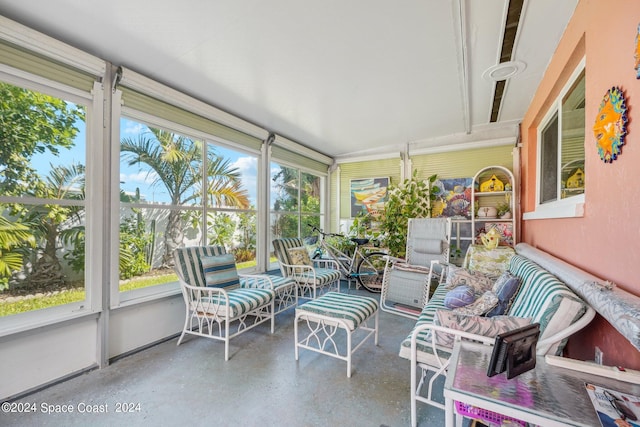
[561,70,586,199]
[118,207,189,293]
[0,81,88,317]
[301,172,321,214]
[271,164,298,212]
[205,144,253,210]
[120,118,202,206]
[540,113,558,204]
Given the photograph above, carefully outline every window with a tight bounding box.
[0,80,89,317]
[117,117,259,298]
[525,62,585,219]
[269,163,323,264]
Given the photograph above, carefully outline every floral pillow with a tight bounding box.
[287,247,313,266]
[445,265,495,295]
[453,291,499,316]
[433,310,532,349]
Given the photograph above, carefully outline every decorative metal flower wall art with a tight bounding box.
[593,86,628,163]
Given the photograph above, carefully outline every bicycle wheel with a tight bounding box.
[356,252,387,293]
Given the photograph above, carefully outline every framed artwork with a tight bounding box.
[350,177,389,217]
[431,178,473,219]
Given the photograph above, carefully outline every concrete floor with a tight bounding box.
[2,285,449,427]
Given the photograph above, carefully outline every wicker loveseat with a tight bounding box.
[403,243,597,427]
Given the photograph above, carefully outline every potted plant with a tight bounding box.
[496,201,511,219]
[378,170,438,258]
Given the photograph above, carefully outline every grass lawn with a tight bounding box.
[0,259,269,317]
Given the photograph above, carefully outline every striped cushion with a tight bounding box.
[296,292,378,330]
[173,246,227,287]
[198,288,274,317]
[239,274,295,292]
[299,268,341,285]
[201,254,240,289]
[508,255,587,341]
[398,279,457,362]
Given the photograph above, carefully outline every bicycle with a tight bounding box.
[307,224,387,293]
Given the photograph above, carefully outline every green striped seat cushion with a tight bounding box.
[298,268,341,285]
[399,283,449,361]
[201,254,241,289]
[507,255,587,346]
[296,292,378,330]
[197,288,275,317]
[239,275,295,292]
[173,246,227,287]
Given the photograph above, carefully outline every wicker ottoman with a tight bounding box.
[294,291,379,377]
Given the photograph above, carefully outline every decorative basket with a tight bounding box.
[455,401,526,426]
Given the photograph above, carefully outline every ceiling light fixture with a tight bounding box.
[483,60,527,82]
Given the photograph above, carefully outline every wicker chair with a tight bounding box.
[380,218,452,319]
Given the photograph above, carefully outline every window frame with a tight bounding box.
[524,58,586,221]
[113,107,262,307]
[0,70,103,333]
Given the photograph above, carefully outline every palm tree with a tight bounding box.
[20,163,85,289]
[121,127,249,266]
[0,215,35,291]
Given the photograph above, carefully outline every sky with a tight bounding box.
[31,116,267,207]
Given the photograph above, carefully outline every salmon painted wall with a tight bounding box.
[520,0,640,368]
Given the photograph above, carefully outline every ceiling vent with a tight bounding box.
[489,0,525,122]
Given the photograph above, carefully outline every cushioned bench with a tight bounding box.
[294,291,379,377]
[402,243,596,427]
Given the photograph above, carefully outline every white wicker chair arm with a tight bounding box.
[536,305,596,354]
[410,322,496,370]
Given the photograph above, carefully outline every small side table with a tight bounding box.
[444,341,640,427]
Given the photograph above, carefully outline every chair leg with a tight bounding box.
[224,319,230,361]
[177,307,190,346]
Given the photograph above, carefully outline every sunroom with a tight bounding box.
[1,1,640,425]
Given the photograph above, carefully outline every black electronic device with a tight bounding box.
[487,323,541,379]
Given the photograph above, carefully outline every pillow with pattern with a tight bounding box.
[487,271,522,317]
[453,291,499,316]
[433,310,532,349]
[445,265,495,295]
[444,285,475,309]
[287,247,313,266]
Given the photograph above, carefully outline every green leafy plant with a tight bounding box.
[379,171,438,258]
[496,201,511,217]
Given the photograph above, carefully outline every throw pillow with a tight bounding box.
[287,247,313,266]
[201,254,240,289]
[453,291,499,316]
[445,265,495,295]
[486,271,522,317]
[444,285,475,309]
[433,310,532,349]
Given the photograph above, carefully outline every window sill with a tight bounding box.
[114,281,181,309]
[0,303,97,338]
[523,195,585,220]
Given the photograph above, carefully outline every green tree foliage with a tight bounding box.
[0,215,35,291]
[271,166,321,239]
[121,127,250,266]
[0,82,84,196]
[379,171,438,258]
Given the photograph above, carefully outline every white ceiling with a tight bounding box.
[0,0,577,158]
